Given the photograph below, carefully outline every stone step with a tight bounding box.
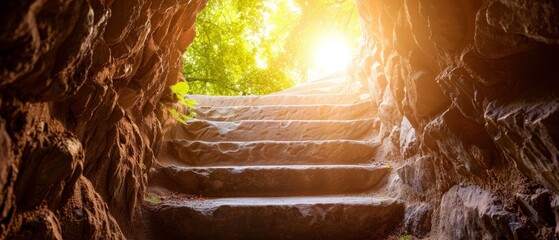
[270,80,351,95]
[188,93,371,107]
[270,71,352,95]
[168,119,376,141]
[144,196,405,240]
[158,140,379,166]
[270,81,363,96]
[150,164,390,197]
[194,101,374,121]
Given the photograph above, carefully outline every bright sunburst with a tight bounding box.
[312,36,353,74]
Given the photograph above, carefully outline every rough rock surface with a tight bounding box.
[2,0,559,239]
[0,0,207,238]
[353,0,559,238]
[438,185,518,239]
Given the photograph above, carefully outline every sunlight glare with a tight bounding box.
[256,56,268,69]
[313,36,352,74]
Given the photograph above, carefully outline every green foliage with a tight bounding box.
[183,0,298,95]
[169,82,197,124]
[145,196,162,204]
[183,0,361,95]
[400,235,412,240]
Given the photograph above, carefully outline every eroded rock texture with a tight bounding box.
[353,0,559,238]
[0,0,206,238]
[2,0,559,238]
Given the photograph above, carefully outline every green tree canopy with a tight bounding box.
[182,0,360,96]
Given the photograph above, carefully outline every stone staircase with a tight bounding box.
[145,74,404,239]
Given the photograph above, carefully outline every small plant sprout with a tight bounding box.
[170,81,197,124]
[400,235,412,240]
[145,196,162,204]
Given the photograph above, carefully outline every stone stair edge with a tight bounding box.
[193,101,373,109]
[187,92,366,98]
[185,118,376,123]
[160,163,391,171]
[147,195,403,208]
[144,194,405,239]
[162,139,381,144]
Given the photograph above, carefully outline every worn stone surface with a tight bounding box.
[159,140,379,166]
[271,72,361,95]
[171,119,376,141]
[145,196,404,240]
[195,101,374,121]
[190,93,370,106]
[152,164,390,197]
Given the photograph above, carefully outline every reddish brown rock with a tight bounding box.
[474,4,538,59]
[0,0,207,238]
[3,0,559,238]
[354,0,559,238]
[405,70,450,117]
[0,118,16,239]
[6,208,63,240]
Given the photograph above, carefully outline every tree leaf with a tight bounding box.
[176,117,187,125]
[184,99,198,108]
[171,82,190,95]
[176,94,187,103]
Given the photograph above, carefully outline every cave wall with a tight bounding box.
[0,0,206,238]
[2,0,559,239]
[353,0,559,238]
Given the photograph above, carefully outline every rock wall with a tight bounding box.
[353,0,559,238]
[0,0,206,238]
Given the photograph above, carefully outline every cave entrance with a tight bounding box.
[180,0,362,96]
